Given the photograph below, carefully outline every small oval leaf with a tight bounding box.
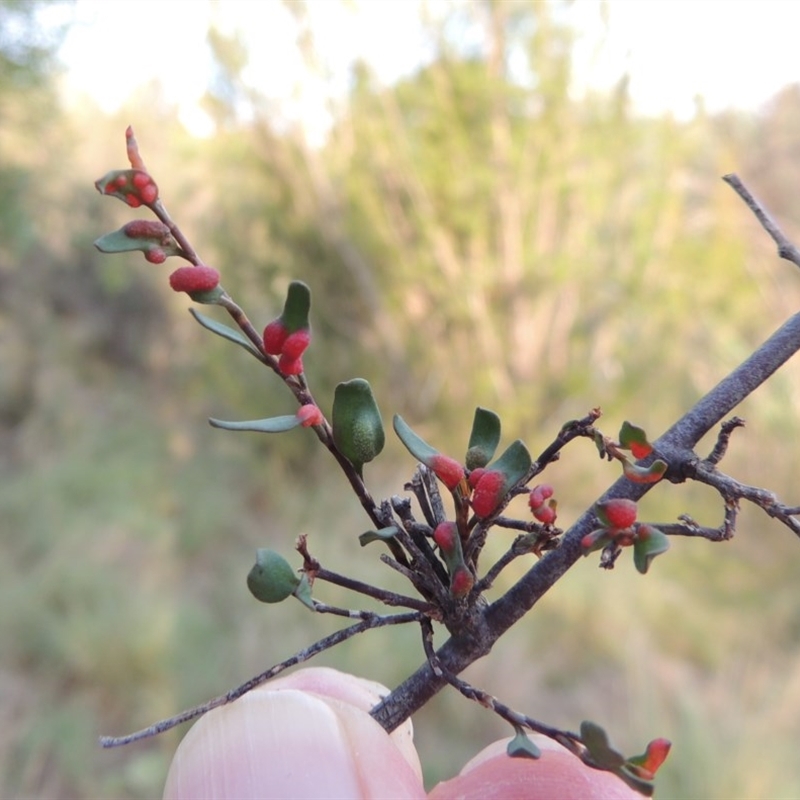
[332,379,385,472]
[209,415,301,433]
[293,573,315,610]
[189,308,262,358]
[619,421,653,459]
[622,459,667,484]
[633,526,670,574]
[393,414,439,464]
[580,721,626,770]
[281,280,311,333]
[358,526,399,547]
[489,439,532,490]
[506,726,541,760]
[466,407,501,469]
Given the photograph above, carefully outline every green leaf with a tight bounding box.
[293,573,315,610]
[209,415,301,433]
[393,414,439,464]
[332,379,385,473]
[622,459,667,484]
[94,226,179,259]
[358,526,399,546]
[581,528,612,554]
[247,549,300,603]
[465,407,501,469]
[94,168,158,208]
[594,430,607,458]
[506,726,541,760]
[189,308,262,358]
[281,280,311,333]
[580,721,626,770]
[633,526,670,574]
[619,421,654,459]
[489,440,532,491]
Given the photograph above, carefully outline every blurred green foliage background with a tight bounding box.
[2,1,800,797]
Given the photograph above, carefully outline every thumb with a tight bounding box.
[163,670,424,800]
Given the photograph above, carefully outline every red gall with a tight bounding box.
[144,248,166,264]
[597,498,637,529]
[282,328,311,360]
[533,502,557,525]
[263,319,288,355]
[528,483,554,511]
[471,470,505,518]
[168,265,220,294]
[450,565,474,598]
[433,521,458,553]
[123,219,170,240]
[278,354,303,376]
[429,454,465,491]
[296,404,323,427]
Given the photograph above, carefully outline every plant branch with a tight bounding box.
[686,461,800,538]
[297,536,434,612]
[100,609,422,748]
[722,174,800,268]
[370,175,800,733]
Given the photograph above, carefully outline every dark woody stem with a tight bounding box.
[369,175,800,733]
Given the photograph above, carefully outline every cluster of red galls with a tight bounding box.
[262,319,311,376]
[103,169,158,208]
[581,498,653,552]
[167,264,313,379]
[427,453,559,525]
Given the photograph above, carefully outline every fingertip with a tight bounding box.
[428,737,643,800]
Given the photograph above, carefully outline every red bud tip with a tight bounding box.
[528,484,554,511]
[471,470,505,517]
[430,455,465,491]
[296,404,323,427]
[642,739,671,774]
[263,319,288,355]
[145,248,166,264]
[433,522,458,553]
[450,565,474,598]
[630,441,652,459]
[169,265,220,294]
[282,328,311,359]
[123,219,170,240]
[597,498,637,529]
[278,354,304,375]
[125,126,146,171]
[467,468,486,489]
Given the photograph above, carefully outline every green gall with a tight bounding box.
[247,549,301,603]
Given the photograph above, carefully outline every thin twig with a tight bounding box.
[475,531,554,592]
[529,408,603,479]
[418,618,583,756]
[313,572,435,612]
[391,495,449,588]
[687,461,800,538]
[706,416,745,466]
[723,174,800,269]
[100,610,422,747]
